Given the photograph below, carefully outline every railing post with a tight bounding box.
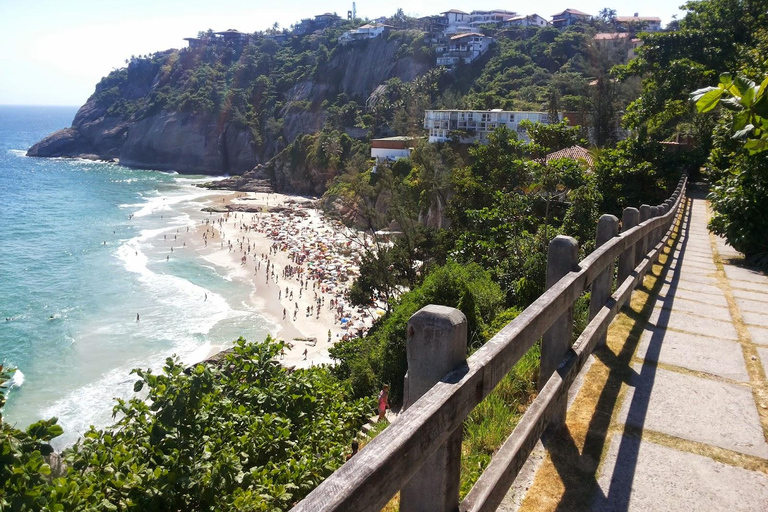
[401,305,467,512]
[588,214,619,348]
[618,207,639,284]
[635,204,652,285]
[539,235,578,428]
[650,205,661,248]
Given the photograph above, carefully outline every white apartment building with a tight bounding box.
[424,109,556,143]
[468,9,517,29]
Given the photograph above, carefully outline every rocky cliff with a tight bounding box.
[28,32,433,183]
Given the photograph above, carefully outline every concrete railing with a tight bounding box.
[292,175,688,512]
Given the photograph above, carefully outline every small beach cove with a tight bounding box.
[192,190,382,370]
[0,106,382,449]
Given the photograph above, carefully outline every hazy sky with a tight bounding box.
[0,0,689,106]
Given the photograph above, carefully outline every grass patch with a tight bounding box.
[460,343,541,498]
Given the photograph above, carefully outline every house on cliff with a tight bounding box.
[215,29,251,47]
[442,9,472,35]
[436,33,492,67]
[503,14,549,28]
[294,12,342,35]
[339,23,394,44]
[551,8,592,28]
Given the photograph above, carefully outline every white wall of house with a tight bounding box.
[371,148,411,161]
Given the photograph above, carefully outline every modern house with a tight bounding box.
[418,14,449,35]
[214,29,251,46]
[503,14,549,28]
[551,8,592,28]
[468,9,517,29]
[441,9,472,34]
[295,12,342,35]
[436,33,492,67]
[339,23,393,44]
[424,109,556,143]
[183,37,205,48]
[370,137,419,161]
[615,14,662,32]
[314,12,342,27]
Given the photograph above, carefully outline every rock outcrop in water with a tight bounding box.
[27,34,433,184]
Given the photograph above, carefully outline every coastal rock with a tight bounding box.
[27,128,96,158]
[201,166,274,193]
[27,34,432,186]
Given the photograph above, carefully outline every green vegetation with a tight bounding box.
[615,0,767,265]
[693,72,768,263]
[0,339,371,511]
[8,1,768,507]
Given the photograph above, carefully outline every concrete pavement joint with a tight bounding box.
[628,357,752,389]
[706,206,768,443]
[616,424,768,475]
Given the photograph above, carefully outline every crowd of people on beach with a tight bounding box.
[199,198,383,347]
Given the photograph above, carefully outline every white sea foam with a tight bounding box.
[22,178,265,449]
[8,369,24,388]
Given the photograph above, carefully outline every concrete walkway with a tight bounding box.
[516,194,768,511]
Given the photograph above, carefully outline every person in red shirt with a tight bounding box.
[377,384,390,422]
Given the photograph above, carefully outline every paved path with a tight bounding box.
[516,195,768,511]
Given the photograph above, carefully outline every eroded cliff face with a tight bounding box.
[28,105,261,175]
[28,34,433,183]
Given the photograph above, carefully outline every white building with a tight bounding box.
[503,14,549,28]
[424,109,557,143]
[436,33,491,67]
[339,23,393,44]
[370,137,418,161]
[468,9,517,29]
[441,9,472,34]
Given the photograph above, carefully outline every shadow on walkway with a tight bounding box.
[533,197,693,512]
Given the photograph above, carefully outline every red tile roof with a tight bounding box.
[545,145,594,167]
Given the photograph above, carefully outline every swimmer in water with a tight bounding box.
[136,313,140,322]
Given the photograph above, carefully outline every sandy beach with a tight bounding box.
[188,191,381,369]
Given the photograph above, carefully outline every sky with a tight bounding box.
[0,0,690,106]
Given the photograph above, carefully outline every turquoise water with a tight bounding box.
[0,106,275,447]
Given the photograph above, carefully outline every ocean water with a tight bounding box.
[0,105,276,447]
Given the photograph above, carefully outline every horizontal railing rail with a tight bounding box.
[292,175,688,512]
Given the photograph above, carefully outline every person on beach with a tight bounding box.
[377,385,389,422]
[136,313,140,322]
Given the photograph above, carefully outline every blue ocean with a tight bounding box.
[0,105,276,448]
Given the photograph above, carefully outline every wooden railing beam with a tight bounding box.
[292,176,688,512]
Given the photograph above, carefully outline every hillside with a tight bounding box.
[27,28,433,175]
[27,21,635,188]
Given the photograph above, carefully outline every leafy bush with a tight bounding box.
[0,339,372,511]
[332,261,505,402]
